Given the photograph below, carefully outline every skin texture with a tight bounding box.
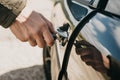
[10,11,56,48]
[75,40,110,73]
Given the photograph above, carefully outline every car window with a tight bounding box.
[105,0,120,16]
[80,12,120,61]
[67,0,89,21]
[72,0,120,16]
[72,0,99,8]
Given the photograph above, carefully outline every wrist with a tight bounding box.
[102,54,110,69]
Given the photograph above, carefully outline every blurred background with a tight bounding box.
[0,0,53,79]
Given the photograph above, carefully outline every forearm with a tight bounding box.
[0,0,27,28]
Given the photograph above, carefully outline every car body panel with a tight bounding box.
[46,0,120,80]
[51,1,106,80]
[81,13,120,60]
[105,0,120,15]
[51,3,69,80]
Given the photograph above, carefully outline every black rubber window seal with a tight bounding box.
[58,9,98,80]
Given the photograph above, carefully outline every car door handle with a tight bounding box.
[53,23,70,46]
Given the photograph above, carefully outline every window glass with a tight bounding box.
[80,13,120,61]
[72,0,99,8]
[105,0,120,15]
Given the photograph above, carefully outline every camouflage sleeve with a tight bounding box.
[0,0,27,28]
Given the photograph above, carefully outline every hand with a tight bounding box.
[75,40,109,73]
[10,11,56,48]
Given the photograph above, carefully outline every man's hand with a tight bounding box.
[75,40,109,73]
[10,11,56,48]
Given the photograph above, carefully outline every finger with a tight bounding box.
[43,29,54,47]
[86,62,95,66]
[39,13,56,44]
[75,48,83,55]
[76,40,93,47]
[47,21,56,34]
[93,66,107,73]
[31,29,46,48]
[35,34,46,48]
[80,57,95,66]
[39,14,56,34]
[75,48,89,55]
[81,54,93,62]
[21,22,31,42]
[28,37,37,47]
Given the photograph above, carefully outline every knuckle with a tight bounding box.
[31,44,37,47]
[81,56,85,61]
[32,30,40,37]
[40,22,46,27]
[47,40,54,46]
[20,39,26,42]
[26,35,31,40]
[20,35,31,42]
[40,23,48,31]
[76,48,81,55]
[30,43,37,47]
[49,22,53,26]
[19,38,28,42]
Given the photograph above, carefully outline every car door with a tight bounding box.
[43,0,120,80]
[51,0,108,80]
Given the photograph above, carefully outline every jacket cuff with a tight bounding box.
[0,0,27,28]
[0,4,17,28]
[107,55,120,80]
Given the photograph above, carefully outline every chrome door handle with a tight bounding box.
[53,23,70,46]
